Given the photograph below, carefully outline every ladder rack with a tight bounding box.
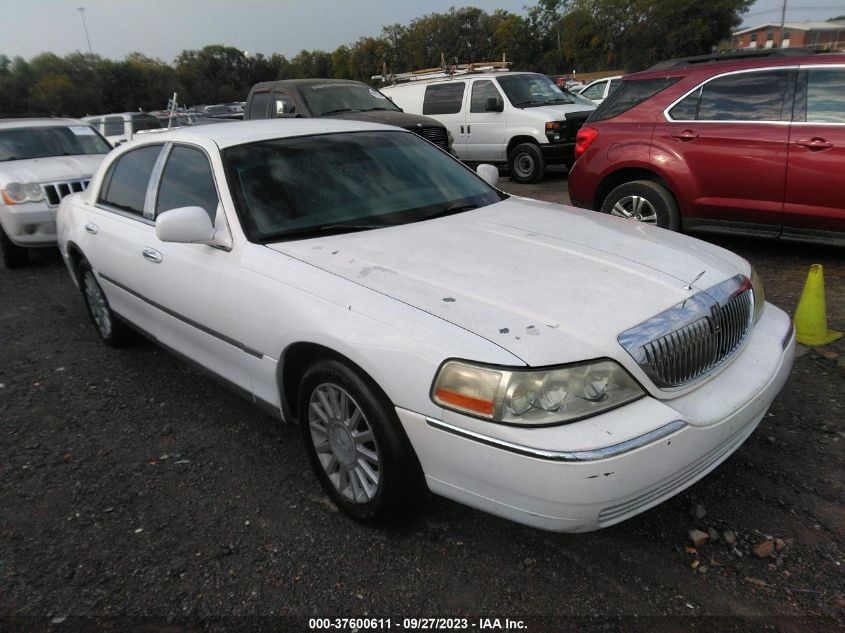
[373,53,511,85]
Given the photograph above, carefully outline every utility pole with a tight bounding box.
[779,0,787,48]
[77,7,93,55]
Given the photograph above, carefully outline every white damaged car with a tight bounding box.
[0,118,111,267]
[56,120,795,532]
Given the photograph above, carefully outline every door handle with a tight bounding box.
[670,130,698,141]
[84,223,98,234]
[142,248,162,263]
[460,125,464,134]
[795,137,833,151]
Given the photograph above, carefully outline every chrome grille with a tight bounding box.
[412,126,449,151]
[619,275,754,389]
[41,179,89,207]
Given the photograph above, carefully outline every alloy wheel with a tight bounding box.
[610,195,658,223]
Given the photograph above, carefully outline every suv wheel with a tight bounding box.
[508,143,546,184]
[0,225,29,268]
[600,180,680,231]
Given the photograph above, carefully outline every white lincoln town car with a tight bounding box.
[56,119,795,532]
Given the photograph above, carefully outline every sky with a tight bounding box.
[2,0,844,63]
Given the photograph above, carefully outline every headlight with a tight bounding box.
[750,267,765,323]
[432,358,645,426]
[2,182,45,205]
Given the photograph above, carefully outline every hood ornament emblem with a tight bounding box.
[684,270,706,292]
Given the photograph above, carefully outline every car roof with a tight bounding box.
[252,78,365,90]
[626,52,845,81]
[0,117,90,129]
[127,118,407,149]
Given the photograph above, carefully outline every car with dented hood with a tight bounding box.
[56,119,795,532]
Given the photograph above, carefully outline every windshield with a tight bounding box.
[299,83,402,116]
[223,130,503,242]
[497,73,596,108]
[0,125,111,162]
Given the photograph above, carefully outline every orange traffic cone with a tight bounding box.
[793,264,842,346]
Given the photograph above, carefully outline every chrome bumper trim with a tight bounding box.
[424,417,687,462]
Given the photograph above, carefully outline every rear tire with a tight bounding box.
[298,358,424,523]
[600,180,680,231]
[508,143,546,184]
[0,225,29,268]
[78,260,132,347]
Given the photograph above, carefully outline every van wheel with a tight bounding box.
[508,143,546,184]
[0,225,29,268]
[298,359,424,523]
[600,180,680,231]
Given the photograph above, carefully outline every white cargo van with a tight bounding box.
[380,71,595,183]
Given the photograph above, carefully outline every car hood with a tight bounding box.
[266,198,747,367]
[519,104,594,119]
[0,155,107,186]
[325,109,444,129]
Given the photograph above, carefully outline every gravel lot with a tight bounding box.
[1,172,843,633]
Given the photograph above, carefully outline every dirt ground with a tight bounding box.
[1,173,843,633]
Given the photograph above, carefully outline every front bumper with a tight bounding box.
[0,202,57,247]
[398,303,795,532]
[540,142,575,165]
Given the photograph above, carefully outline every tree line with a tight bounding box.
[0,0,753,118]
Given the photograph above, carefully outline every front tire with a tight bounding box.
[508,142,546,184]
[78,260,132,347]
[298,359,423,522]
[600,180,680,230]
[0,225,29,268]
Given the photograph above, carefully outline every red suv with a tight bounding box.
[568,50,845,245]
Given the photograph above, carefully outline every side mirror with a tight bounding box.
[485,97,503,113]
[476,164,499,188]
[156,206,216,244]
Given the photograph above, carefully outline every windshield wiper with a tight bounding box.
[321,108,363,116]
[546,98,575,104]
[264,222,385,242]
[424,204,480,221]
[513,100,546,108]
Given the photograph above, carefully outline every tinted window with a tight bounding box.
[695,70,791,121]
[589,77,681,122]
[223,131,501,242]
[273,92,296,117]
[470,80,503,113]
[804,68,845,123]
[99,145,161,216]
[423,83,466,115]
[249,91,271,118]
[103,116,124,136]
[668,87,701,120]
[156,146,219,220]
[131,115,162,133]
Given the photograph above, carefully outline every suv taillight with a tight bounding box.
[575,127,598,159]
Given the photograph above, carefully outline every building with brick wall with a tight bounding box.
[731,21,845,51]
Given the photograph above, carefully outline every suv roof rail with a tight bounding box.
[647,47,818,70]
[373,53,511,85]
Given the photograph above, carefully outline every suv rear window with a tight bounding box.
[588,77,681,122]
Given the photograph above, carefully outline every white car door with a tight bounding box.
[421,81,469,158]
[79,143,165,335]
[140,142,255,394]
[464,78,507,162]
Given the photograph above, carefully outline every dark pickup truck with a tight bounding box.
[244,79,451,153]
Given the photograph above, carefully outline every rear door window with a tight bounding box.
[103,116,124,136]
[669,69,794,122]
[423,83,466,115]
[248,91,271,118]
[99,145,162,217]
